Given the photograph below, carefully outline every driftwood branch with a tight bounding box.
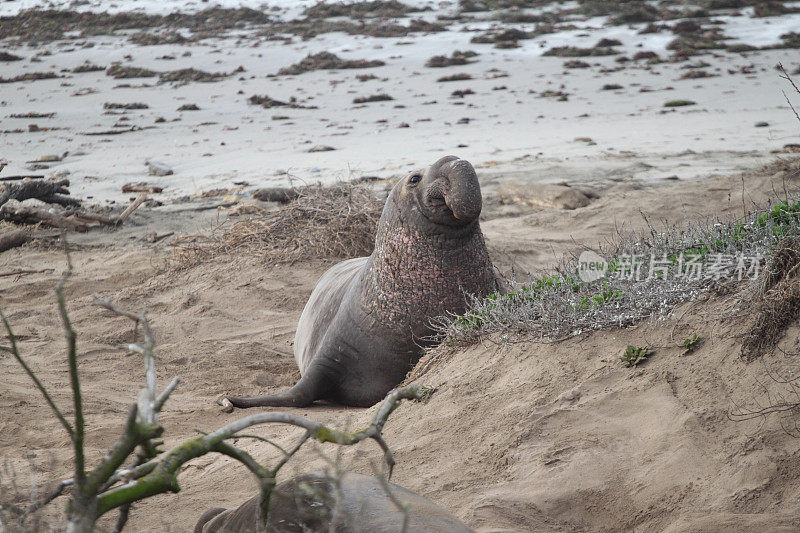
[25,478,75,516]
[93,385,431,520]
[53,248,95,532]
[0,228,30,252]
[155,377,180,412]
[93,296,157,423]
[114,194,146,226]
[0,200,88,232]
[0,178,146,231]
[0,179,80,208]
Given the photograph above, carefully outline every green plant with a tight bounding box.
[574,282,623,310]
[682,334,701,353]
[620,345,652,367]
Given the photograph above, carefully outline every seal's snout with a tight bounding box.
[443,158,482,223]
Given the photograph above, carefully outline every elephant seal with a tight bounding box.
[227,156,498,408]
[194,472,474,533]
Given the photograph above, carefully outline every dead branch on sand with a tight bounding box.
[0,178,79,209]
[0,200,89,232]
[0,179,146,233]
[0,227,30,253]
[1,245,430,531]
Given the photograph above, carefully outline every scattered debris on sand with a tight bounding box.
[663,99,696,107]
[146,160,173,176]
[307,145,336,152]
[159,66,242,84]
[122,182,163,193]
[247,94,317,109]
[353,93,393,103]
[0,72,60,83]
[301,0,419,19]
[277,52,385,76]
[103,102,149,110]
[543,44,620,57]
[72,62,106,73]
[0,7,271,42]
[437,73,472,82]
[425,50,478,68]
[0,51,23,61]
[129,30,188,46]
[8,112,56,119]
[497,181,591,210]
[106,64,158,78]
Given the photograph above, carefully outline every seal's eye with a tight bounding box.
[408,173,422,184]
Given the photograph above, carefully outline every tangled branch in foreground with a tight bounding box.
[173,181,383,266]
[1,248,431,532]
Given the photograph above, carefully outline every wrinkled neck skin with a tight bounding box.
[360,188,497,345]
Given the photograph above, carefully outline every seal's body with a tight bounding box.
[228,156,498,408]
[194,472,474,533]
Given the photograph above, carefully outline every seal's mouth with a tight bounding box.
[424,184,448,210]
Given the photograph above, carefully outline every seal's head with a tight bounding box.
[392,155,482,230]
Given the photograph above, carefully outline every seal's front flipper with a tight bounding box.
[226,388,310,409]
[224,364,330,410]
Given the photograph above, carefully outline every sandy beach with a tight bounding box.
[2,1,800,532]
[1,1,798,204]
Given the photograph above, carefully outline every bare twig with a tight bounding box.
[228,434,290,457]
[154,377,180,412]
[0,269,54,278]
[778,63,800,124]
[0,310,74,437]
[93,385,431,519]
[369,461,409,533]
[92,296,156,424]
[115,194,146,226]
[25,478,74,516]
[271,431,311,474]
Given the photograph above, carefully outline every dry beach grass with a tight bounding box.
[172,181,382,266]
